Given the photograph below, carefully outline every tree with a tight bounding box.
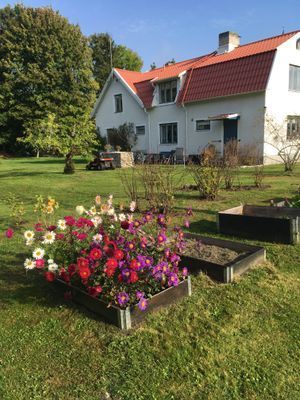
[89,33,143,90]
[0,4,98,158]
[265,114,300,172]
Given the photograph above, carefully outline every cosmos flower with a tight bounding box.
[24,258,36,270]
[76,205,85,215]
[138,297,148,311]
[48,263,58,272]
[33,248,45,260]
[57,219,67,230]
[117,292,129,307]
[24,230,35,241]
[42,231,56,244]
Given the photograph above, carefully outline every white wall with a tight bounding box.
[264,32,300,162]
[185,93,266,156]
[94,75,148,151]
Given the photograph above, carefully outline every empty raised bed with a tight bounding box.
[180,233,265,283]
[217,205,300,244]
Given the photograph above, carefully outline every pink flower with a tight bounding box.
[34,223,43,232]
[35,259,45,269]
[5,228,14,239]
[77,233,88,241]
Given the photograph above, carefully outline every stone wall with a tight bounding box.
[105,152,134,168]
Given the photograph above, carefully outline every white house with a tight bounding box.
[92,30,300,163]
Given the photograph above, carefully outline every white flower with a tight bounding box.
[32,248,45,260]
[42,231,56,245]
[129,201,136,212]
[95,195,101,205]
[88,206,97,216]
[127,214,134,222]
[92,233,103,243]
[107,207,115,216]
[113,213,118,222]
[24,230,35,241]
[26,238,34,246]
[118,213,126,222]
[48,259,54,265]
[76,205,85,215]
[24,258,36,270]
[57,219,67,230]
[109,224,115,229]
[91,216,102,227]
[48,263,58,272]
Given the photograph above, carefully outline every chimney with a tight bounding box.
[218,31,240,54]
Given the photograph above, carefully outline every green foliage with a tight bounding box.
[188,160,223,200]
[107,122,137,151]
[89,33,143,90]
[0,4,97,153]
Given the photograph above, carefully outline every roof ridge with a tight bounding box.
[237,29,300,49]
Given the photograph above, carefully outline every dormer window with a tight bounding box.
[159,80,177,104]
[297,39,300,50]
[114,94,123,113]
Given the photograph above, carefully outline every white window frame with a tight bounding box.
[287,115,300,139]
[289,65,300,92]
[195,119,211,131]
[136,125,146,135]
[159,80,178,104]
[114,94,123,113]
[159,122,178,145]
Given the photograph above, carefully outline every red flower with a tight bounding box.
[88,285,103,297]
[129,271,139,284]
[106,258,118,269]
[5,228,14,238]
[77,233,88,241]
[34,223,43,232]
[78,267,91,280]
[64,216,76,226]
[77,257,89,269]
[130,259,140,270]
[68,264,76,277]
[90,248,102,260]
[35,259,45,269]
[105,265,117,277]
[121,221,129,230]
[56,233,65,240]
[45,271,56,282]
[118,273,123,282]
[48,225,57,231]
[114,249,124,260]
[60,269,70,283]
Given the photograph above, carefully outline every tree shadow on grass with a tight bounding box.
[0,171,63,179]
[188,219,218,236]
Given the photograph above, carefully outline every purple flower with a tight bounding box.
[144,256,153,268]
[164,248,171,258]
[121,269,131,282]
[138,297,148,311]
[168,273,179,287]
[182,267,188,277]
[128,223,137,234]
[157,214,166,227]
[117,291,129,306]
[170,253,180,263]
[184,219,190,228]
[125,241,135,252]
[157,231,167,244]
[136,291,144,299]
[137,254,146,268]
[143,212,153,223]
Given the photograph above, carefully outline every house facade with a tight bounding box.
[92,30,300,163]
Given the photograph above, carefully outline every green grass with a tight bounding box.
[0,157,299,400]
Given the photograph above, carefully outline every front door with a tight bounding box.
[223,119,238,143]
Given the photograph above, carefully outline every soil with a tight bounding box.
[226,184,271,191]
[184,239,247,265]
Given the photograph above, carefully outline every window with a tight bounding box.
[287,116,300,139]
[114,94,123,112]
[196,120,210,131]
[136,125,145,135]
[289,65,300,91]
[160,123,178,144]
[159,80,177,103]
[296,39,300,50]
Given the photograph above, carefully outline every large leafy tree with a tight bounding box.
[89,33,143,90]
[0,4,98,167]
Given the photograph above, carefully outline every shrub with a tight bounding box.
[223,140,239,190]
[107,123,137,151]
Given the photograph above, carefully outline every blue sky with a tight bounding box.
[1,0,300,70]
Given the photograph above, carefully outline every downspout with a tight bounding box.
[145,108,151,154]
[182,103,188,167]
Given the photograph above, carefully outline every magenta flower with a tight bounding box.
[117,291,129,307]
[157,214,166,226]
[136,291,144,299]
[5,228,14,239]
[157,231,167,244]
[168,273,179,287]
[138,297,148,311]
[182,267,188,277]
[184,219,190,228]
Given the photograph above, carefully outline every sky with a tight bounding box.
[1,0,300,71]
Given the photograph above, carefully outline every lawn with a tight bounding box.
[0,157,299,400]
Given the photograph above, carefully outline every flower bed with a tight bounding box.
[18,195,190,327]
[217,205,300,244]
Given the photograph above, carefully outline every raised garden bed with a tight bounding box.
[180,233,265,283]
[55,277,191,330]
[217,205,300,244]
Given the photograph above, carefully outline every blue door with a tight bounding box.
[223,119,238,143]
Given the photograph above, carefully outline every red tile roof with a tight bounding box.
[114,30,299,107]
